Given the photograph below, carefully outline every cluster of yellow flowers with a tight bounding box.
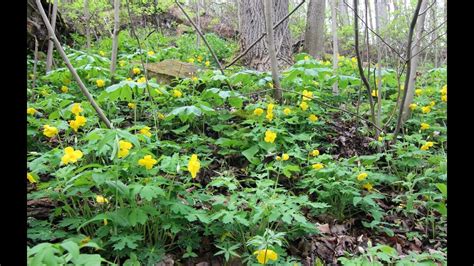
[137,76,147,83]
[276,153,289,161]
[188,154,201,178]
[420,141,434,151]
[440,85,447,102]
[266,103,275,121]
[140,126,152,137]
[69,103,87,132]
[138,155,157,170]
[118,140,133,158]
[356,172,373,191]
[61,147,83,165]
[253,249,278,264]
[264,129,277,143]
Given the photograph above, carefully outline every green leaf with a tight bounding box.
[228,97,243,108]
[435,183,447,198]
[242,145,259,164]
[129,208,148,226]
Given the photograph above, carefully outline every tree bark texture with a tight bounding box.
[110,0,121,77]
[238,0,291,71]
[304,0,326,59]
[84,0,91,50]
[331,0,339,95]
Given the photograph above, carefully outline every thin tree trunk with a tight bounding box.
[35,0,113,129]
[374,0,383,139]
[33,36,39,90]
[110,0,120,78]
[431,0,438,67]
[46,0,58,73]
[392,0,423,138]
[331,0,339,95]
[304,0,326,59]
[196,0,201,47]
[401,0,428,122]
[84,0,91,50]
[264,0,282,102]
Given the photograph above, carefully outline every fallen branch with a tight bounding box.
[35,0,113,129]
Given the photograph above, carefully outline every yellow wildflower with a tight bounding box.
[409,103,417,111]
[192,76,198,82]
[71,103,83,116]
[96,195,109,204]
[118,140,133,158]
[283,108,291,115]
[302,90,313,101]
[69,119,81,132]
[132,67,141,75]
[188,58,195,63]
[304,55,310,60]
[27,173,37,184]
[264,130,277,143]
[310,149,320,156]
[312,163,324,170]
[440,85,447,95]
[415,89,423,96]
[197,55,203,62]
[421,106,431,114]
[429,101,435,107]
[147,51,155,56]
[126,77,132,81]
[137,77,147,83]
[357,172,368,181]
[119,60,126,67]
[172,89,183,98]
[61,147,83,165]
[363,183,373,191]
[205,60,210,67]
[420,123,430,130]
[268,82,273,88]
[441,95,447,102]
[254,108,264,116]
[96,79,105,88]
[266,103,274,121]
[43,125,59,138]
[61,86,69,93]
[99,51,105,56]
[139,126,152,137]
[371,90,378,97]
[27,108,37,115]
[138,155,157,170]
[378,136,383,142]
[188,154,201,178]
[351,57,357,63]
[254,249,278,264]
[300,101,309,111]
[276,156,281,161]
[309,114,318,122]
[282,153,289,161]
[128,103,136,109]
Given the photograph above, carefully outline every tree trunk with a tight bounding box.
[196,0,201,47]
[401,0,428,122]
[304,0,326,59]
[84,0,91,50]
[331,0,339,95]
[110,0,120,78]
[264,0,282,102]
[374,0,383,138]
[338,0,350,26]
[46,0,58,73]
[238,0,291,70]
